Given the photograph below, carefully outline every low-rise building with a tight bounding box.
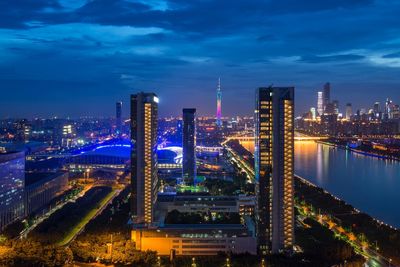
[25,172,69,216]
[132,224,257,256]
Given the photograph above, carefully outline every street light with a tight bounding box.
[226,257,230,267]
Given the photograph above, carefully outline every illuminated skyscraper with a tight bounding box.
[255,87,294,254]
[323,82,331,112]
[116,101,122,135]
[131,92,159,225]
[310,107,316,120]
[345,103,352,120]
[182,108,197,185]
[216,78,222,127]
[317,91,323,116]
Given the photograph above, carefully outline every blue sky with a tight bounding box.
[0,0,399,118]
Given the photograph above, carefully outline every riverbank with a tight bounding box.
[316,140,400,161]
[295,176,400,266]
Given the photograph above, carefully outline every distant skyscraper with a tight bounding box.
[345,103,352,120]
[317,91,324,116]
[332,100,339,115]
[182,108,197,185]
[323,82,331,112]
[255,87,294,254]
[0,151,25,230]
[373,102,380,114]
[116,101,122,135]
[131,92,159,225]
[310,107,316,120]
[216,78,222,127]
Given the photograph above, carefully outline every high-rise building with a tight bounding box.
[131,92,159,225]
[332,100,339,115]
[61,124,76,148]
[0,151,25,230]
[182,108,197,185]
[116,101,122,135]
[325,103,335,115]
[373,102,380,114]
[310,107,316,120]
[255,87,294,254]
[317,91,324,116]
[345,103,352,120]
[216,78,222,127]
[323,82,331,112]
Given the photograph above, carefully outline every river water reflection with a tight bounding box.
[240,140,400,228]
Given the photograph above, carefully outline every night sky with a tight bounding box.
[1,0,400,118]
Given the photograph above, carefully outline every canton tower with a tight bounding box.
[216,77,222,127]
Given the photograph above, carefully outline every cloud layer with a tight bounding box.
[1,0,400,117]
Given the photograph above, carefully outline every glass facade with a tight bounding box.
[0,151,25,230]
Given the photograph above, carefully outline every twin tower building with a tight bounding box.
[130,87,294,254]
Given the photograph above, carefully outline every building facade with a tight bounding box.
[132,224,257,256]
[182,108,197,185]
[346,103,353,120]
[323,82,331,112]
[317,91,324,116]
[255,87,295,254]
[116,101,122,135]
[0,151,25,231]
[25,172,69,216]
[131,92,159,225]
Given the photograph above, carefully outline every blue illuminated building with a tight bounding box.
[0,151,25,230]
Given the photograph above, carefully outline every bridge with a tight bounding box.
[222,133,329,144]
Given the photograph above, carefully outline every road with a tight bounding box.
[18,184,93,240]
[58,187,121,246]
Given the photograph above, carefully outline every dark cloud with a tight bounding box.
[0,0,400,117]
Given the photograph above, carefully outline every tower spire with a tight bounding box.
[216,77,222,127]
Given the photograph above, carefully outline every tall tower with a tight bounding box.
[131,92,158,225]
[182,108,197,185]
[216,77,222,127]
[116,101,122,135]
[317,91,324,116]
[323,82,331,112]
[345,103,353,120]
[255,87,295,254]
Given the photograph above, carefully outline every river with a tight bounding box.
[240,140,400,228]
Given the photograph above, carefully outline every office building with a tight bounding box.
[0,151,25,230]
[131,92,159,225]
[255,87,295,254]
[310,107,316,120]
[345,103,353,120]
[373,102,380,115]
[317,91,324,116]
[216,78,222,127]
[332,100,339,115]
[182,108,197,185]
[323,82,331,112]
[116,101,122,135]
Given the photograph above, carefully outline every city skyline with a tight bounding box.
[1,1,400,118]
